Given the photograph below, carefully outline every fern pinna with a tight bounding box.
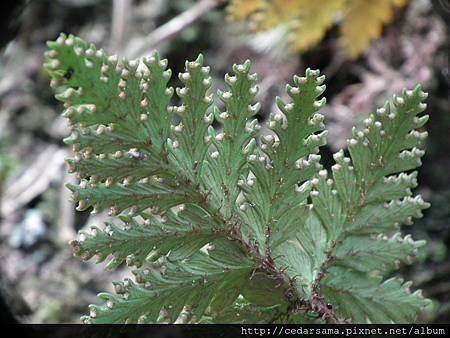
[44,33,431,324]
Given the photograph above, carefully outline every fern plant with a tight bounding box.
[44,33,431,324]
[227,0,408,58]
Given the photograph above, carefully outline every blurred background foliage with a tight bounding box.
[0,0,448,323]
[227,0,409,58]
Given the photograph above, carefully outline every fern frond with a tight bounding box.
[68,178,201,215]
[334,233,424,273]
[322,269,426,323]
[45,34,430,324]
[306,86,431,322]
[82,240,256,323]
[70,205,221,269]
[170,55,213,182]
[201,60,260,219]
[240,69,327,255]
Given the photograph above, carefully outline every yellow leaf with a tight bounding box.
[227,0,266,22]
[392,0,408,6]
[290,0,344,52]
[254,0,301,31]
[227,0,408,57]
[341,0,407,58]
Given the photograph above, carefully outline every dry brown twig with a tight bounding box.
[128,0,223,59]
[110,0,132,52]
[0,145,68,217]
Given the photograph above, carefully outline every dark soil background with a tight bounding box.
[0,0,448,323]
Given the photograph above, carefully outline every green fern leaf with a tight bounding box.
[70,206,221,269]
[82,240,256,323]
[201,60,260,219]
[322,269,426,323]
[45,33,431,324]
[239,69,327,255]
[304,86,431,322]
